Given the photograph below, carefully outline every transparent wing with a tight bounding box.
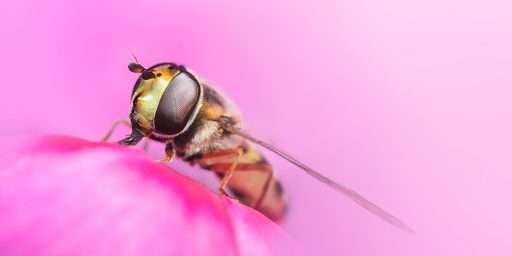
[227,127,414,233]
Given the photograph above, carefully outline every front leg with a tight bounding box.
[119,132,144,146]
[101,119,130,142]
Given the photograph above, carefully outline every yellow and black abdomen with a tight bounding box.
[193,141,287,221]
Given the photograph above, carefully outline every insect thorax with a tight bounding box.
[171,82,243,160]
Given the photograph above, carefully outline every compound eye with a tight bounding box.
[154,72,201,135]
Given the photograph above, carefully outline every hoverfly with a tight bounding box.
[103,61,413,232]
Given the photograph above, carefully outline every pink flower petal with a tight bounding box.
[0,135,303,256]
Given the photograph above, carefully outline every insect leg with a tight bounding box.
[252,171,273,210]
[101,119,130,142]
[158,143,175,163]
[216,148,243,196]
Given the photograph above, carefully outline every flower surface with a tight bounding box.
[0,135,302,256]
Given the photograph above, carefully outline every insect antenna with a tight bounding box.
[128,51,145,73]
[130,50,140,64]
[226,127,414,234]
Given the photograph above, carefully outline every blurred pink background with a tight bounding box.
[1,0,511,255]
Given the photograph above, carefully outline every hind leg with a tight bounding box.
[217,148,243,196]
[192,148,244,196]
[252,171,273,209]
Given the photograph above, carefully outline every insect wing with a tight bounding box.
[227,128,414,233]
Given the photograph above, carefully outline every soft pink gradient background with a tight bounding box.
[1,1,511,255]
